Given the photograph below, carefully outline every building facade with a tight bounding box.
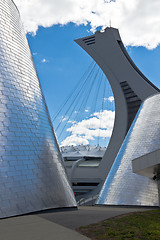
[61,145,106,201]
[0,0,76,218]
[131,93,160,206]
[97,93,159,206]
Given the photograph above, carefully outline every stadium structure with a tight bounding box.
[61,145,106,201]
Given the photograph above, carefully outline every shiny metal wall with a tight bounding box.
[97,93,160,206]
[0,0,76,218]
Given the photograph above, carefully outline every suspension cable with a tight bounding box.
[57,63,97,139]
[55,62,96,132]
[52,61,95,122]
[97,75,107,146]
[53,61,115,147]
[64,66,101,140]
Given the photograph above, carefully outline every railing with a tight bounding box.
[77,194,99,206]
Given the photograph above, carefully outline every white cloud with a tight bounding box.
[104,96,114,102]
[61,109,115,146]
[68,120,76,124]
[61,117,68,122]
[107,96,114,102]
[41,58,48,63]
[14,0,160,49]
[61,135,89,146]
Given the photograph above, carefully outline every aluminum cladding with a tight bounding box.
[97,93,159,206]
[0,0,76,218]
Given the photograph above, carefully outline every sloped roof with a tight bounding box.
[61,145,106,158]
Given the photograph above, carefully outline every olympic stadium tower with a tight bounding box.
[0,0,76,218]
[76,27,159,206]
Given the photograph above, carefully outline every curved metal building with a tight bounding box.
[76,27,159,205]
[0,0,76,218]
[97,93,160,206]
[98,94,160,206]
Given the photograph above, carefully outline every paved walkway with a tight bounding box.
[0,214,89,240]
[0,206,158,240]
[37,205,157,229]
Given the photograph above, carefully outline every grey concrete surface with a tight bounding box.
[36,205,158,229]
[0,215,89,240]
[0,206,158,240]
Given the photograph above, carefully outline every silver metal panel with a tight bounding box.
[0,0,76,218]
[97,93,160,206]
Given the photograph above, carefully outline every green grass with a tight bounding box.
[77,210,160,240]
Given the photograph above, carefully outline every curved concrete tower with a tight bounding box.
[0,0,76,218]
[75,27,159,182]
[75,27,159,205]
[75,28,159,182]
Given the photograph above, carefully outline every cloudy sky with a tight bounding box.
[14,0,160,146]
[15,0,160,49]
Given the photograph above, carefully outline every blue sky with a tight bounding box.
[27,24,160,112]
[14,0,160,147]
[26,23,160,146]
[26,24,116,146]
[27,23,93,117]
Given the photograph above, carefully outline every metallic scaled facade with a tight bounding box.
[97,94,159,206]
[0,0,76,218]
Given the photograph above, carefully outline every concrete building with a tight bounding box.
[75,27,159,205]
[0,0,76,218]
[61,145,106,200]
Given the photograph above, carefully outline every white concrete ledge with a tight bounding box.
[132,149,160,178]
